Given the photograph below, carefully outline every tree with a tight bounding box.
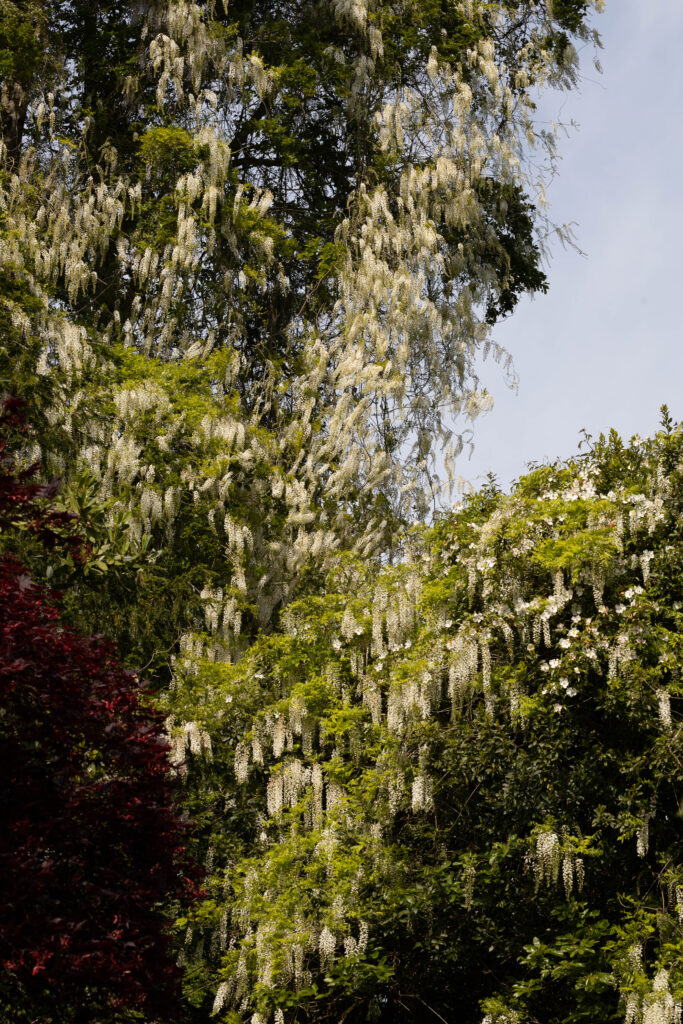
[0,399,196,1023]
[182,414,683,1023]
[0,3,611,1022]
[0,2,603,673]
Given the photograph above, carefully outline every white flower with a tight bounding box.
[319,926,337,968]
[636,818,649,857]
[234,742,250,783]
[212,982,229,1015]
[657,689,672,729]
[559,638,570,649]
[411,772,433,812]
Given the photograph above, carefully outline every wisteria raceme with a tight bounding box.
[318,926,336,969]
[655,687,673,728]
[637,817,650,859]
[534,831,561,888]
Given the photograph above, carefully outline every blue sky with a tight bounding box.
[462,0,683,490]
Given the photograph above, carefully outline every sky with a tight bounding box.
[461,0,683,491]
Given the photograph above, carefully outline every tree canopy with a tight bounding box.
[0,0,603,681]
[8,5,680,1024]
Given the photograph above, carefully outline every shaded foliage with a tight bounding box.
[0,400,198,1023]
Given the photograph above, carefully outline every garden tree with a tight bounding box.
[176,414,683,1023]
[0,1,613,1020]
[0,400,196,1023]
[0,0,602,674]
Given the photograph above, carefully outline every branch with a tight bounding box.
[229,99,268,154]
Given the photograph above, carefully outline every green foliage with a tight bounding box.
[0,1,43,86]
[173,420,683,1024]
[0,2,620,1023]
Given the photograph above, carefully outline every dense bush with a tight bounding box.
[0,400,197,1023]
[171,415,683,1023]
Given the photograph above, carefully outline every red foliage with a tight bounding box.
[0,399,196,1020]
